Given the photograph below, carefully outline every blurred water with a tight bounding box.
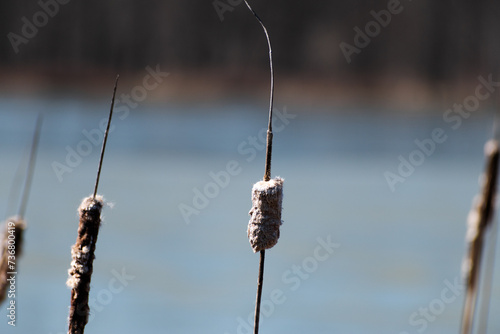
[0,96,499,334]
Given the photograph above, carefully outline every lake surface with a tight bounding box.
[0,95,499,334]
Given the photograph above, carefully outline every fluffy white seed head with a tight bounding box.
[247,177,284,253]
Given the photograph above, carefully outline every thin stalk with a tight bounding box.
[476,215,498,334]
[0,115,42,304]
[243,0,274,182]
[242,2,275,334]
[461,237,485,334]
[18,113,43,218]
[93,75,119,199]
[253,250,265,334]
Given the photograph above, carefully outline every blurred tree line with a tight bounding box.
[0,0,499,85]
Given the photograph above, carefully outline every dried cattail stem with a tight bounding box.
[461,139,499,334]
[0,217,25,304]
[0,115,41,306]
[66,76,117,334]
[67,196,104,334]
[241,2,278,333]
[248,177,284,253]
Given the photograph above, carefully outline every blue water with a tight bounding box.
[0,95,499,334]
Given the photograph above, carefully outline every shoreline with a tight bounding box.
[0,66,494,112]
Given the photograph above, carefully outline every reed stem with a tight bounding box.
[242,2,275,333]
[242,0,274,182]
[476,215,498,334]
[253,250,265,334]
[93,75,119,199]
[18,114,42,218]
[0,115,42,304]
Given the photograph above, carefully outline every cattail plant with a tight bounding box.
[67,76,118,334]
[241,2,283,333]
[460,138,499,334]
[0,218,25,305]
[0,115,42,304]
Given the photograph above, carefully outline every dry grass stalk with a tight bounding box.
[67,196,103,334]
[240,2,281,333]
[461,139,499,334]
[0,217,25,304]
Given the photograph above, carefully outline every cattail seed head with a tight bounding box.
[67,195,104,334]
[460,139,499,334]
[248,177,283,253]
[0,217,25,304]
[462,139,499,279]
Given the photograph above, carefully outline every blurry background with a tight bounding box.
[1,0,500,105]
[0,1,500,333]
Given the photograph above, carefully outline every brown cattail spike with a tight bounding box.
[0,217,25,304]
[248,177,284,253]
[460,139,499,334]
[67,195,104,334]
